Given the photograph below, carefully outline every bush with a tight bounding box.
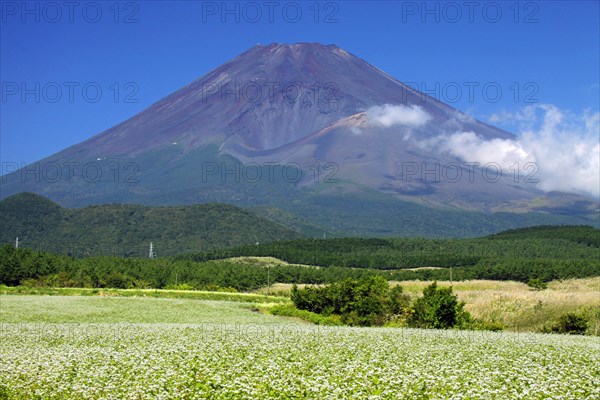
[407,282,472,329]
[290,277,410,326]
[289,279,495,330]
[461,316,504,331]
[527,278,548,291]
[548,312,589,335]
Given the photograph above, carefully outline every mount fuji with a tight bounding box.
[2,43,596,236]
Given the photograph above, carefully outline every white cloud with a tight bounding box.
[366,104,431,128]
[518,105,599,197]
[350,126,362,135]
[437,131,531,168]
[423,104,600,197]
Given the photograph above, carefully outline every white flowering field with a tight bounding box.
[1,296,599,399]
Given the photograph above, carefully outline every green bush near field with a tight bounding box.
[289,279,509,330]
[290,276,411,326]
[544,312,590,335]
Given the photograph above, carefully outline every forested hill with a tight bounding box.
[0,193,301,256]
[180,225,600,272]
[486,225,600,246]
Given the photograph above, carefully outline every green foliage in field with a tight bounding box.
[268,304,342,326]
[0,295,284,324]
[290,279,480,329]
[0,286,288,306]
[407,282,470,329]
[290,276,411,326]
[527,278,548,290]
[545,312,590,335]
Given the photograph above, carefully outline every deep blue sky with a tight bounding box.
[1,0,599,165]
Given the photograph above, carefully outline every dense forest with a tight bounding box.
[2,193,599,257]
[180,225,599,268]
[1,226,598,291]
[0,192,300,256]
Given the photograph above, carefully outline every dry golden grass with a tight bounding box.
[254,283,324,297]
[225,257,317,269]
[257,283,320,292]
[393,278,599,332]
[461,279,596,329]
[389,279,528,294]
[401,278,600,333]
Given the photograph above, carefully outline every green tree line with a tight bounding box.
[1,238,598,292]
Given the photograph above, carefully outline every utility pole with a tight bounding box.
[450,267,453,286]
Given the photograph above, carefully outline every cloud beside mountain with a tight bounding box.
[407,104,599,197]
[365,104,432,128]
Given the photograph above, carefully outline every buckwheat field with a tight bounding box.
[1,296,598,399]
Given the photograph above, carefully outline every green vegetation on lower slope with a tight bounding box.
[0,245,414,290]
[269,190,599,237]
[0,192,300,256]
[248,205,335,237]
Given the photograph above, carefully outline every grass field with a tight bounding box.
[1,295,600,398]
[0,285,289,304]
[0,296,282,324]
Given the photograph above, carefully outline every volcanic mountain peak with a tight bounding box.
[51,43,397,157]
[6,42,515,168]
[265,42,353,61]
[254,42,342,53]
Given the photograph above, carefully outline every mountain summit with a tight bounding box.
[1,43,596,236]
[46,42,512,158]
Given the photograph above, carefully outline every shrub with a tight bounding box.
[386,285,411,315]
[527,278,548,291]
[548,312,589,335]
[290,277,409,326]
[407,282,472,329]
